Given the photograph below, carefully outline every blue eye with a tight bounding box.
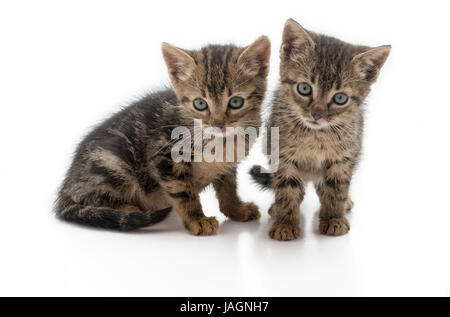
[297,82,312,96]
[333,93,349,105]
[228,96,244,109]
[193,98,208,111]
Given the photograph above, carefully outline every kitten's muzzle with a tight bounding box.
[307,119,321,125]
[210,120,225,131]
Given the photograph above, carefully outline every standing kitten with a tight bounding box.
[56,36,271,235]
[251,19,390,240]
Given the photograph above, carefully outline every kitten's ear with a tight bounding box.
[161,42,196,83]
[281,18,315,60]
[237,35,271,77]
[352,45,391,82]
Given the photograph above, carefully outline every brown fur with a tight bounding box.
[259,19,390,240]
[157,37,270,235]
[118,204,142,212]
[56,37,270,233]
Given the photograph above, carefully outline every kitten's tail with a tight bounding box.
[55,198,171,231]
[249,165,273,190]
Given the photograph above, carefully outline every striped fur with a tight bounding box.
[56,37,270,234]
[251,19,390,240]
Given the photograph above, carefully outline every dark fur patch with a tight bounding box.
[156,159,174,179]
[168,191,193,200]
[58,205,171,231]
[278,177,302,188]
[247,90,263,102]
[249,165,272,189]
[281,78,296,85]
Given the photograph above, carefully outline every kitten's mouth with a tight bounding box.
[304,119,329,129]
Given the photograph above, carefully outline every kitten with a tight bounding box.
[250,19,390,240]
[56,36,271,235]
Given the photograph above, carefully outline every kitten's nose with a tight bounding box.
[311,110,323,121]
[211,121,225,129]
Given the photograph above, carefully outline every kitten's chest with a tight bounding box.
[190,137,249,188]
[300,133,341,158]
[191,161,236,188]
[285,131,350,171]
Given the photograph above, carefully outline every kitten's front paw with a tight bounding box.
[319,217,350,236]
[269,223,300,241]
[229,202,261,222]
[186,217,219,236]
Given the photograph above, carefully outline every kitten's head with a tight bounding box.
[162,37,271,134]
[279,18,390,129]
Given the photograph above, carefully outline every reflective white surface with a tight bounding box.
[1,0,450,296]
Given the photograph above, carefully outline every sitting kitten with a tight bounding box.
[251,19,390,240]
[56,36,271,235]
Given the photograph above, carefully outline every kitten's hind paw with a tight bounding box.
[269,223,300,241]
[319,217,350,236]
[185,217,219,236]
[229,202,261,222]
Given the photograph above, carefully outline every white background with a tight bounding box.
[1,0,449,296]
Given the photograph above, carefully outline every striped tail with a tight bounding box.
[56,201,171,231]
[249,165,273,190]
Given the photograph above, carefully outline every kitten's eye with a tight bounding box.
[228,96,244,109]
[297,82,312,96]
[193,98,208,111]
[333,93,349,105]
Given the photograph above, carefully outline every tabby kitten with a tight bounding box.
[251,19,390,240]
[56,36,271,235]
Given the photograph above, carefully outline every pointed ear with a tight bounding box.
[281,18,315,60]
[237,35,271,77]
[161,42,196,83]
[352,45,391,82]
